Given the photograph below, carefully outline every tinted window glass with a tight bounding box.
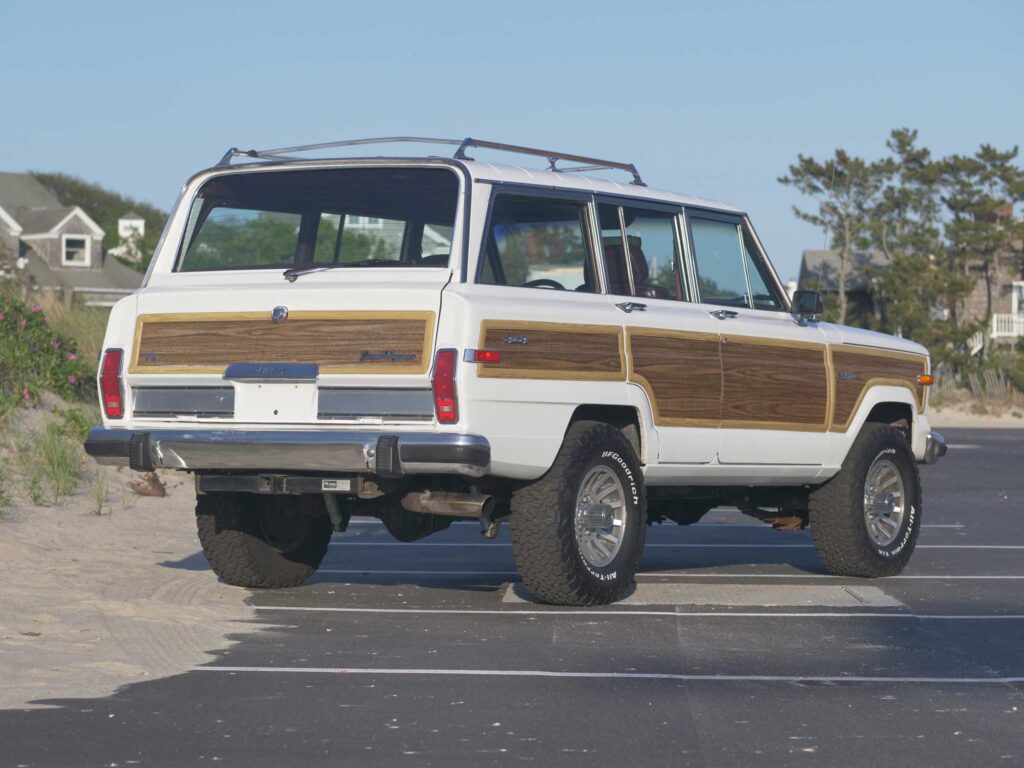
[480,197,595,292]
[742,234,783,310]
[690,218,748,307]
[622,207,680,299]
[598,204,629,294]
[177,167,458,271]
[183,208,302,271]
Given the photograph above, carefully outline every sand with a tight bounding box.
[929,403,1024,430]
[0,463,257,710]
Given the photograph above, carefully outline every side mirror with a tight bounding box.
[791,290,824,318]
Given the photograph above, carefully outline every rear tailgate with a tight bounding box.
[123,270,448,426]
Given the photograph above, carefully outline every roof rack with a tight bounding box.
[217,136,645,186]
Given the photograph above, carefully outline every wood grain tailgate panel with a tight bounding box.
[477,321,624,380]
[132,311,434,374]
[831,349,927,431]
[628,330,721,426]
[721,340,830,429]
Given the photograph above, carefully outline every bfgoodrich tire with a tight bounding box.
[510,421,646,606]
[196,493,332,588]
[809,423,922,577]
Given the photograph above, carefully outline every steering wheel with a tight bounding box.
[523,278,566,290]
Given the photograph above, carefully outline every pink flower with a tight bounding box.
[31,304,41,313]
[52,339,61,350]
[22,387,30,402]
[67,375,77,384]
[0,311,4,321]
[66,353,78,362]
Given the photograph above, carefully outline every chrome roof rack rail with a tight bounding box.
[217,136,645,186]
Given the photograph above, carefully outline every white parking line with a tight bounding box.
[194,666,1024,684]
[316,569,1024,580]
[254,605,1024,620]
[328,542,1024,550]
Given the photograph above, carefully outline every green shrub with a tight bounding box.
[0,294,95,410]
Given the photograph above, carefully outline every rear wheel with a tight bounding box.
[196,493,332,588]
[809,423,922,577]
[510,421,646,605]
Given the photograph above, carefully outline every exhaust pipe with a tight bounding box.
[401,490,495,519]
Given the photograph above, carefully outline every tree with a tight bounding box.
[779,150,886,325]
[866,129,976,366]
[938,145,1024,354]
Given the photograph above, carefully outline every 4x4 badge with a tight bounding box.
[504,335,528,345]
[271,306,289,323]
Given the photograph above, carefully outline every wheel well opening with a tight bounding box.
[569,405,642,459]
[865,402,913,441]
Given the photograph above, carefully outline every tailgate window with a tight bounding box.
[176,167,459,272]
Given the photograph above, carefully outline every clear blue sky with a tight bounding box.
[2,0,1021,279]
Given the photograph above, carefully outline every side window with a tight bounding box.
[742,233,783,311]
[622,207,681,299]
[598,204,683,299]
[479,196,596,292]
[689,218,749,307]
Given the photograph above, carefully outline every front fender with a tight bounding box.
[819,384,929,476]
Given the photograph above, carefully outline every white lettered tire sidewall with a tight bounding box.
[573,448,644,584]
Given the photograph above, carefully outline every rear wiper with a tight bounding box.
[283,260,405,282]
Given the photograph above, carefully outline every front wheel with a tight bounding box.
[196,493,333,588]
[510,421,646,605]
[809,423,922,577]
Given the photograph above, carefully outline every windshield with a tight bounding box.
[175,167,459,272]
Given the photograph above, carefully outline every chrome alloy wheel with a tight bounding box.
[574,465,627,568]
[863,457,906,547]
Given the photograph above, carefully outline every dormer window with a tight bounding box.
[62,235,91,267]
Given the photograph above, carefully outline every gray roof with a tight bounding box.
[22,250,142,292]
[121,210,143,220]
[11,205,76,235]
[0,172,61,209]
[798,250,889,294]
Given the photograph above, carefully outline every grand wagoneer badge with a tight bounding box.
[360,350,417,362]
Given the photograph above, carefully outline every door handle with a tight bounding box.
[616,302,647,313]
[709,309,739,320]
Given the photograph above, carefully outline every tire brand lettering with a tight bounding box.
[601,451,639,506]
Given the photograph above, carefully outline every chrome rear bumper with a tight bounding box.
[84,427,490,478]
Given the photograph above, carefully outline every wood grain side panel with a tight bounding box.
[628,330,721,426]
[477,321,625,381]
[131,311,434,374]
[720,340,830,430]
[830,348,927,431]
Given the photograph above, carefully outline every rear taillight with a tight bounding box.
[99,348,124,418]
[431,349,458,424]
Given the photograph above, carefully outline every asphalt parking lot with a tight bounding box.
[3,428,1023,767]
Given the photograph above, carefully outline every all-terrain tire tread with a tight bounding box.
[509,421,646,606]
[809,423,921,577]
[195,494,331,589]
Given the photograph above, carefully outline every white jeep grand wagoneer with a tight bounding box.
[85,137,947,605]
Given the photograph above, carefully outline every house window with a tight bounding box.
[62,235,91,267]
[1013,281,1024,315]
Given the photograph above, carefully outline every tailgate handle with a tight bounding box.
[223,362,320,382]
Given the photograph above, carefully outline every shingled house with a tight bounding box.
[0,172,141,306]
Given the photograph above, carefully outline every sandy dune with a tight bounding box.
[0,468,257,709]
